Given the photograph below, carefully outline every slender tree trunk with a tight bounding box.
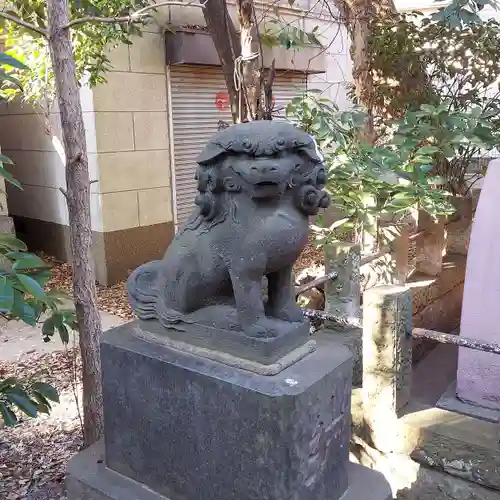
[47,0,103,447]
[236,0,261,121]
[202,0,244,123]
[334,0,396,143]
[334,0,435,142]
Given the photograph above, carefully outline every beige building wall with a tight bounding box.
[89,25,174,285]
[0,25,173,285]
[0,88,102,258]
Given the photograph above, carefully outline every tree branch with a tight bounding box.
[64,0,206,29]
[0,10,48,37]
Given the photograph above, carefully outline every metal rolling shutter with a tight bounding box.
[169,65,306,227]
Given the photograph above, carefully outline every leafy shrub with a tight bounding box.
[0,50,75,427]
[286,92,455,244]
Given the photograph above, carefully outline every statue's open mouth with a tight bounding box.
[256,181,279,187]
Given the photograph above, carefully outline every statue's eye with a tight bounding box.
[277,138,285,146]
[242,139,252,150]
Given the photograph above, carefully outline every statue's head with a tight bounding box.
[193,121,330,220]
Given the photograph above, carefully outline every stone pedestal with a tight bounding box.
[66,322,391,500]
[457,159,500,410]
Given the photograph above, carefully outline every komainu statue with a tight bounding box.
[127,121,330,364]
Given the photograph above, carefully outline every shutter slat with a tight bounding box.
[170,65,306,227]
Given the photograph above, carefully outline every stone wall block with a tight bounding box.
[416,211,447,276]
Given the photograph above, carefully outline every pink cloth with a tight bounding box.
[456,160,500,409]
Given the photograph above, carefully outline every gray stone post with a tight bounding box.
[415,211,446,276]
[324,242,361,327]
[363,226,410,288]
[446,196,473,256]
[362,285,412,452]
[393,228,409,285]
[324,242,363,386]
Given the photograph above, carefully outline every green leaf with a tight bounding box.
[419,164,435,174]
[0,52,28,69]
[0,402,18,427]
[416,145,439,155]
[30,269,52,289]
[6,391,38,417]
[0,375,17,388]
[0,69,23,89]
[56,322,70,344]
[0,154,13,165]
[328,217,350,230]
[428,176,446,185]
[11,290,37,326]
[32,381,59,403]
[32,396,51,414]
[0,166,22,189]
[17,274,46,300]
[46,289,71,301]
[42,314,57,338]
[12,254,48,270]
[0,275,14,312]
[0,234,27,251]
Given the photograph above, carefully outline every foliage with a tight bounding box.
[0,51,76,427]
[370,12,500,119]
[0,377,60,427]
[260,19,322,50]
[432,0,499,28]
[0,0,150,106]
[393,101,500,195]
[286,91,455,244]
[365,3,500,193]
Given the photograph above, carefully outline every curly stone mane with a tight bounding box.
[183,121,330,232]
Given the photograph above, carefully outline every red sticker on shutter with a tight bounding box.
[215,92,229,111]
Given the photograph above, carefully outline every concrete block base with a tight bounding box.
[66,441,392,500]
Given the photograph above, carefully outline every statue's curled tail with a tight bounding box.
[127,260,163,319]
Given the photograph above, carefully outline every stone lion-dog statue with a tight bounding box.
[127,120,330,345]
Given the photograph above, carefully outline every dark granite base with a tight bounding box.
[137,316,310,365]
[66,441,392,500]
[100,324,353,500]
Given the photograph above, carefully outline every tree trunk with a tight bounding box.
[334,0,397,143]
[334,0,435,143]
[236,0,261,121]
[202,0,244,123]
[47,0,103,447]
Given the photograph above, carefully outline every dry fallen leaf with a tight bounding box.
[0,349,83,500]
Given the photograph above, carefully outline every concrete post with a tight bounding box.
[362,285,412,452]
[446,196,473,256]
[415,211,446,276]
[324,242,363,387]
[324,242,361,327]
[393,228,410,285]
[363,227,410,289]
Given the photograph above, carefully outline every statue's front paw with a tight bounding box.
[244,323,276,339]
[273,304,304,323]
